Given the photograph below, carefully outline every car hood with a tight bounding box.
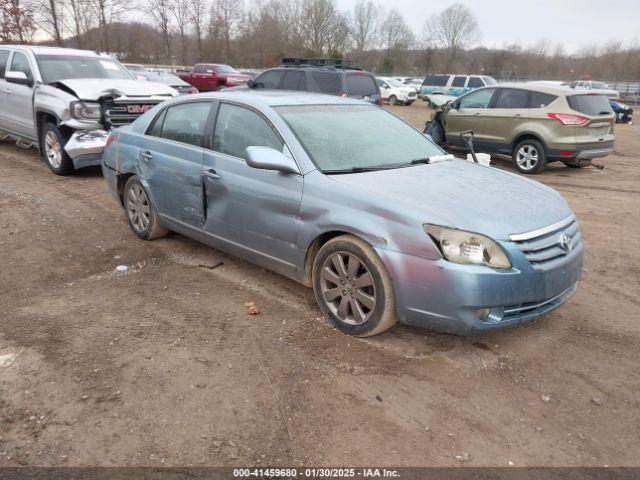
[327,159,572,240]
[54,79,178,101]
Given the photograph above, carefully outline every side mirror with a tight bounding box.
[247,79,255,88]
[5,71,32,87]
[246,146,299,174]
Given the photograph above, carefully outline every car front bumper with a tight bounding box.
[376,240,583,335]
[64,130,109,168]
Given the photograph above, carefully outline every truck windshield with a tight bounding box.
[277,104,444,172]
[35,55,133,83]
[214,64,238,74]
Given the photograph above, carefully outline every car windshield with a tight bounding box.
[215,64,238,74]
[483,76,497,85]
[591,81,608,89]
[386,79,404,88]
[126,65,146,72]
[277,105,444,172]
[36,55,132,83]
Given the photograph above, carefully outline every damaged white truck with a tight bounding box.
[0,46,178,175]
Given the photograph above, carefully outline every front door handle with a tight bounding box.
[203,168,220,179]
[139,151,153,162]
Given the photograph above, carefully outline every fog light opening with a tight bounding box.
[475,308,491,320]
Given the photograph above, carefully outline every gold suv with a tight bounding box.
[426,83,615,173]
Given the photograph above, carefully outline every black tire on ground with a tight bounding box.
[312,234,398,337]
[41,122,75,176]
[123,175,168,240]
[389,95,398,106]
[425,120,445,146]
[512,138,547,174]
[563,159,591,168]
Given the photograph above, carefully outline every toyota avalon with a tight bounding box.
[102,91,583,337]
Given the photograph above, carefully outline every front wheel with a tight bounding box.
[388,95,398,106]
[312,235,398,337]
[41,123,74,176]
[123,176,168,240]
[512,139,546,174]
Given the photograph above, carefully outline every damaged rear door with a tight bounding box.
[139,101,213,228]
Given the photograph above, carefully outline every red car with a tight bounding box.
[177,64,250,91]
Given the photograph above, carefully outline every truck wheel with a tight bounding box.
[512,139,546,174]
[123,176,168,240]
[41,123,74,176]
[312,235,398,337]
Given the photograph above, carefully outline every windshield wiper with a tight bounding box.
[410,158,431,165]
[323,164,405,174]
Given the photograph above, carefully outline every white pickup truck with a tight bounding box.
[0,46,178,175]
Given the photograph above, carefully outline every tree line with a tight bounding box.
[1,0,639,80]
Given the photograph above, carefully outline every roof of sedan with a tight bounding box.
[196,90,367,107]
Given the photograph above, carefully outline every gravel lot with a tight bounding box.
[0,102,638,467]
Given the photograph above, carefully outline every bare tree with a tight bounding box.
[301,0,341,55]
[190,0,209,62]
[0,0,36,43]
[171,0,190,64]
[147,0,173,62]
[210,0,242,62]
[348,0,380,53]
[380,8,413,52]
[425,3,479,70]
[91,0,127,52]
[33,0,64,45]
[65,0,93,48]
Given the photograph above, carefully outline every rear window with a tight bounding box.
[468,77,484,88]
[451,76,466,87]
[423,75,449,87]
[530,92,557,108]
[567,95,613,116]
[311,72,340,94]
[0,50,9,78]
[346,74,377,96]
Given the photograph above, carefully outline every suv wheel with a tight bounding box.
[123,176,168,240]
[388,95,398,106]
[312,235,398,337]
[512,139,546,174]
[42,123,74,176]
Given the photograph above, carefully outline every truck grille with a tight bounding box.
[102,100,162,128]
[509,216,582,271]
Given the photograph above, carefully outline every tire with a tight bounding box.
[563,159,590,168]
[388,95,398,106]
[425,120,445,146]
[123,176,168,240]
[512,139,547,174]
[312,234,398,337]
[41,123,74,176]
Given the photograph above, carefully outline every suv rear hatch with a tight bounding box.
[565,94,615,145]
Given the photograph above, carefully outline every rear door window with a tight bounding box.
[158,102,211,147]
[467,76,484,88]
[451,76,466,87]
[423,75,449,86]
[346,73,377,96]
[458,88,495,109]
[311,72,340,94]
[282,70,306,90]
[0,50,9,78]
[254,70,284,89]
[567,95,613,116]
[530,92,557,108]
[493,88,530,108]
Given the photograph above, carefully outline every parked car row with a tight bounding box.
[0,48,586,338]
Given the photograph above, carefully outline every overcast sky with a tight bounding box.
[336,0,639,53]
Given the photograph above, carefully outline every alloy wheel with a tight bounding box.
[44,131,62,169]
[319,251,376,325]
[516,144,539,171]
[126,184,151,233]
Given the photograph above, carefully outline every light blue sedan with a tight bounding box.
[102,91,583,336]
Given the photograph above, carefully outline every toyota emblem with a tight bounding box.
[558,234,572,253]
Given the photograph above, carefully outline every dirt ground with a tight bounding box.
[0,102,638,468]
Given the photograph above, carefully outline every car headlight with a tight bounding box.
[70,101,101,120]
[425,225,511,269]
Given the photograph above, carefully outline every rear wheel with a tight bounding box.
[312,235,398,337]
[41,123,74,176]
[563,158,590,168]
[512,139,546,174]
[123,176,168,240]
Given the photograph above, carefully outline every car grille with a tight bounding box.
[102,100,162,128]
[509,215,582,271]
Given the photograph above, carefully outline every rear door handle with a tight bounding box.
[139,151,153,161]
[203,168,220,179]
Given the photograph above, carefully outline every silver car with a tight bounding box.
[102,91,583,336]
